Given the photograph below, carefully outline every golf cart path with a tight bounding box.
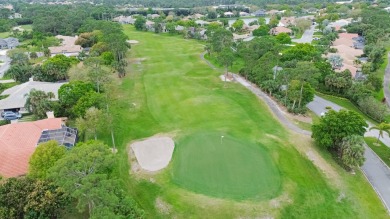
[200,52,390,213]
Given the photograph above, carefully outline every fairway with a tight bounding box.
[172,132,281,200]
[101,26,390,218]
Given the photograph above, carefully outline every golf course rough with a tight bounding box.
[172,132,281,200]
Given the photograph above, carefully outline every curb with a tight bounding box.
[361,166,390,214]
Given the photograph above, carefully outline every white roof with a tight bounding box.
[195,20,210,25]
[0,80,67,110]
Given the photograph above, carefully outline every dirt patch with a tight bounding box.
[289,133,342,187]
[129,58,147,64]
[155,197,172,215]
[219,73,235,82]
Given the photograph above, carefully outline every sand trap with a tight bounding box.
[127,40,139,44]
[131,136,174,171]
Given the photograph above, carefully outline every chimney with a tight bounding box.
[46,111,55,119]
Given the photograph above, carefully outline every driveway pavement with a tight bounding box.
[292,24,316,44]
[308,95,390,213]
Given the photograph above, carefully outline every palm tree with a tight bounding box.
[340,135,365,170]
[369,122,390,144]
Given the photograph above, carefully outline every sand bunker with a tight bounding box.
[131,136,174,171]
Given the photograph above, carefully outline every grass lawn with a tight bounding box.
[204,53,244,73]
[365,137,390,167]
[373,45,390,101]
[172,131,281,200]
[20,24,32,32]
[0,31,10,38]
[316,92,378,125]
[96,26,388,218]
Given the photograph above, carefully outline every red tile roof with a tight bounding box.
[0,118,62,178]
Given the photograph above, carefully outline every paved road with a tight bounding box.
[234,75,311,136]
[308,95,390,212]
[292,24,316,44]
[383,53,390,106]
[0,50,10,78]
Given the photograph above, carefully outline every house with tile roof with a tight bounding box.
[0,118,77,178]
[269,26,293,35]
[48,35,82,57]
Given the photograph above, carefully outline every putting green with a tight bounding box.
[172,132,281,200]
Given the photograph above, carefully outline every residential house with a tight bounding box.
[195,20,210,27]
[8,13,22,19]
[239,11,250,17]
[48,35,82,57]
[327,33,365,77]
[0,37,19,49]
[145,20,155,31]
[113,15,135,24]
[269,26,293,35]
[384,6,390,13]
[199,29,207,40]
[267,10,283,16]
[253,9,266,17]
[233,33,251,41]
[304,8,319,14]
[147,14,160,19]
[224,12,234,17]
[0,78,66,114]
[0,118,77,178]
[175,25,185,31]
[278,17,296,27]
[193,13,204,19]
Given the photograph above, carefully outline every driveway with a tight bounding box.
[292,24,316,44]
[308,95,390,212]
[0,49,10,78]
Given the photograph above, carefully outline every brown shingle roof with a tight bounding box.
[0,118,62,178]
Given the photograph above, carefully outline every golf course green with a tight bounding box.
[98,26,389,218]
[172,132,281,200]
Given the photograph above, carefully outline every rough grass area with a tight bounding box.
[172,132,281,200]
[94,25,389,218]
[365,137,390,167]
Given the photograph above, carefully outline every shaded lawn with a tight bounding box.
[365,137,390,168]
[96,26,389,218]
[316,92,378,125]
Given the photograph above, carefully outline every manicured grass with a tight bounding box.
[95,26,389,218]
[172,131,281,200]
[316,92,378,125]
[204,53,244,73]
[365,137,390,168]
[20,24,32,32]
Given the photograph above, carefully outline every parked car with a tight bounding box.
[2,111,22,120]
